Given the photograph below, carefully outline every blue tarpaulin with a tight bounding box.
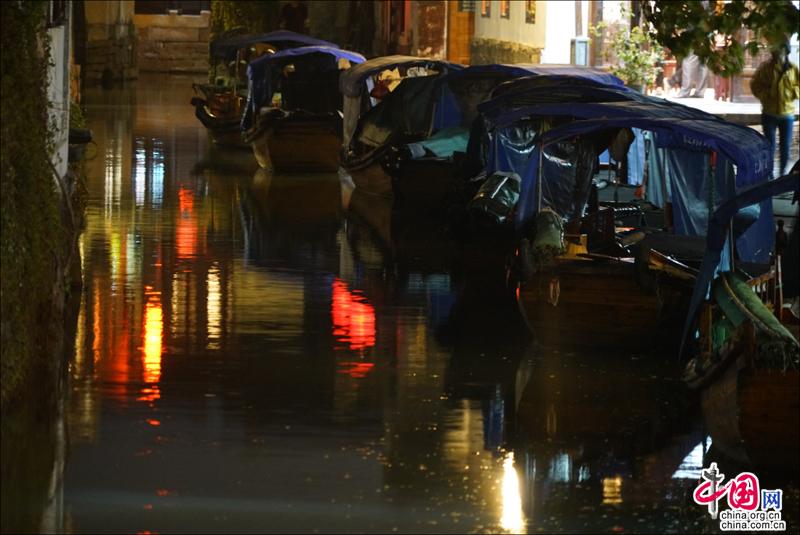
[530,115,773,263]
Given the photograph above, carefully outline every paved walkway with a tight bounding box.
[664,95,800,125]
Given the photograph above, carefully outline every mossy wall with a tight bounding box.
[0,1,65,410]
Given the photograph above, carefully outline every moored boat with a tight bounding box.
[339,56,463,201]
[341,62,623,216]
[191,30,338,149]
[471,78,776,351]
[682,169,800,469]
[242,46,365,172]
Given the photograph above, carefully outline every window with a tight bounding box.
[458,0,476,12]
[525,0,536,24]
[500,0,510,19]
[481,0,491,18]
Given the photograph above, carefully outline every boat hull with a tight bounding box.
[393,158,456,215]
[701,354,799,469]
[191,97,248,149]
[345,158,458,214]
[346,161,394,198]
[249,115,341,172]
[517,258,686,350]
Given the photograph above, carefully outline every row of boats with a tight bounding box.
[190,31,799,471]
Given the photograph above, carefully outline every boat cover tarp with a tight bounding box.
[351,75,442,150]
[680,170,800,358]
[536,116,773,263]
[243,46,365,130]
[484,97,772,260]
[339,56,463,98]
[210,30,338,61]
[407,127,471,158]
[346,65,593,158]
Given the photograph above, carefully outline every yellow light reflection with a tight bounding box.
[500,452,526,533]
[92,280,102,366]
[141,289,162,401]
[602,475,623,505]
[207,265,221,349]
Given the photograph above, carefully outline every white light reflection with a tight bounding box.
[134,140,145,206]
[671,437,712,480]
[500,451,526,533]
[207,264,221,349]
[151,141,164,207]
[547,452,571,483]
[103,142,122,217]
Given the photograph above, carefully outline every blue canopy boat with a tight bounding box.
[474,81,775,349]
[681,167,799,469]
[241,45,365,172]
[339,56,463,198]
[191,31,338,148]
[340,60,622,214]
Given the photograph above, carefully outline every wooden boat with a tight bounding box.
[190,31,337,149]
[469,78,777,350]
[342,63,628,217]
[682,170,800,469]
[241,46,365,172]
[191,84,248,148]
[339,56,463,205]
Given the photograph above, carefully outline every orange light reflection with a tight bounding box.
[176,187,197,259]
[141,287,162,402]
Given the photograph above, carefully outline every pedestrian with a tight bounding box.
[751,43,800,177]
[279,0,309,34]
[677,51,708,98]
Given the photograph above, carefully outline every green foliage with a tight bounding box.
[209,0,281,41]
[643,0,800,76]
[69,101,87,130]
[590,21,664,89]
[1,1,64,410]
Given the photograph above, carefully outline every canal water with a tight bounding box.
[4,75,798,534]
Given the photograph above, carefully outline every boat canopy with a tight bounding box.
[679,168,799,359]
[339,56,463,98]
[343,64,594,158]
[242,46,365,131]
[482,91,773,263]
[210,30,338,61]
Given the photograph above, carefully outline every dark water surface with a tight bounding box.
[5,75,798,534]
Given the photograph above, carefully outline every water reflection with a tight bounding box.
[26,73,789,534]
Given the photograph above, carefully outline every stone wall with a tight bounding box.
[83,1,138,84]
[135,11,210,74]
[471,38,542,65]
[85,33,138,84]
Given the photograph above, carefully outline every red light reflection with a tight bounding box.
[331,279,376,350]
[176,188,196,259]
[337,361,375,378]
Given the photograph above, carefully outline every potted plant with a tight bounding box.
[591,21,665,92]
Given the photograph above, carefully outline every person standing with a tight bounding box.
[751,43,800,176]
[677,51,709,98]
